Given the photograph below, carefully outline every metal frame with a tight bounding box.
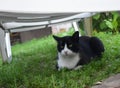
[0,13,94,63]
[0,28,12,63]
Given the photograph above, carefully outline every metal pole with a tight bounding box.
[72,21,81,36]
[0,27,12,63]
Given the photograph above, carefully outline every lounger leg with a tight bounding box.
[72,21,81,36]
[0,28,12,63]
[84,17,93,36]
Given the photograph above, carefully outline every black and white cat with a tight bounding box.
[53,31,104,70]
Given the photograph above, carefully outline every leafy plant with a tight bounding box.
[92,12,120,33]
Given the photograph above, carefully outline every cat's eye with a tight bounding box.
[68,44,72,48]
[60,46,64,48]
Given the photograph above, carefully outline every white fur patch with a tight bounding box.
[57,44,80,70]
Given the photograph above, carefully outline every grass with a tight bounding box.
[0,31,120,88]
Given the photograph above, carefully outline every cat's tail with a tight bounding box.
[89,37,105,57]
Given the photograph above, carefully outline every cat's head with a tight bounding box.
[53,31,79,57]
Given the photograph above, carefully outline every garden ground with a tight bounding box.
[92,73,120,88]
[0,31,120,88]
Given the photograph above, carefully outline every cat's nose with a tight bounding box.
[64,51,68,55]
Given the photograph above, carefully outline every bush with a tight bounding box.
[92,12,120,33]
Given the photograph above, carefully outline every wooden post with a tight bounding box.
[84,17,93,36]
[0,28,12,63]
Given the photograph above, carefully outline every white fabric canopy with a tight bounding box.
[0,0,120,13]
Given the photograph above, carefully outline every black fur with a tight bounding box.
[53,31,105,70]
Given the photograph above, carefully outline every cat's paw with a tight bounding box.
[74,65,83,70]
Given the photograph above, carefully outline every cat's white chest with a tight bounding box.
[58,53,80,69]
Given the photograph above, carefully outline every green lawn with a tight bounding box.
[0,31,120,88]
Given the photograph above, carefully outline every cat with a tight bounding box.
[53,31,105,70]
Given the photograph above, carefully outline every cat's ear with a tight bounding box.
[72,31,79,42]
[53,35,60,42]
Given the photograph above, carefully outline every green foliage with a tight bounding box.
[0,32,120,88]
[93,12,120,33]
